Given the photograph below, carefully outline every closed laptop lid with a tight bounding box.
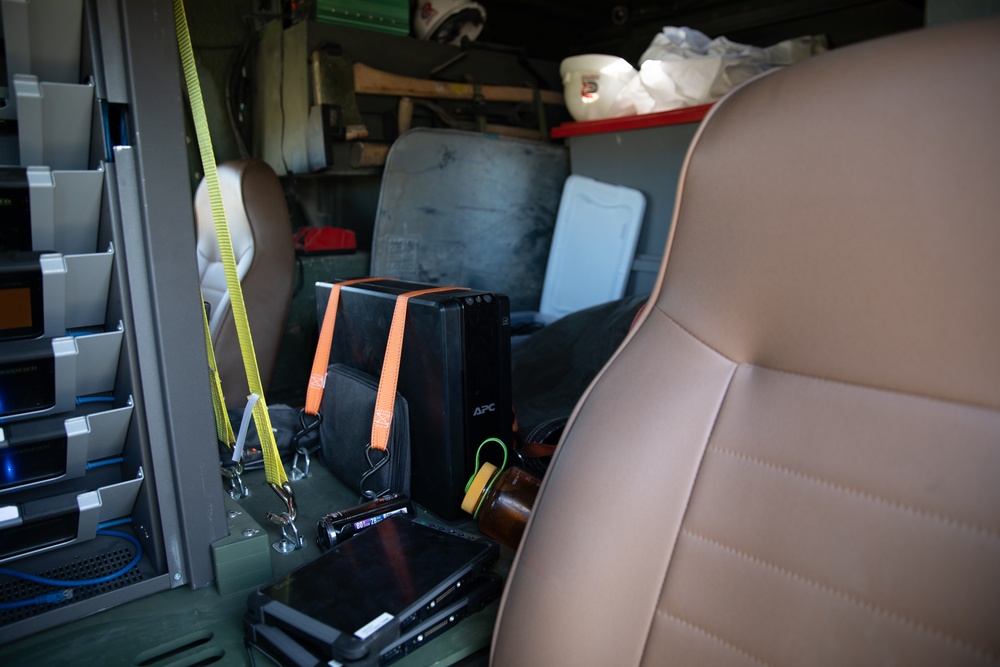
[251,515,498,660]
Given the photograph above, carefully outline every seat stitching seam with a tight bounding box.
[710,445,1000,540]
[744,362,1000,414]
[657,308,1000,415]
[682,529,999,662]
[657,611,774,667]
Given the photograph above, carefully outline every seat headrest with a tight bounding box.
[655,18,1000,409]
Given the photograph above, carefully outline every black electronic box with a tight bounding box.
[0,252,45,341]
[0,168,32,252]
[0,338,56,418]
[316,279,512,521]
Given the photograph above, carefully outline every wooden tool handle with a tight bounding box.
[353,62,564,106]
[349,142,391,168]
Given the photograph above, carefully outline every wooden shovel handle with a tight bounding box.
[353,62,565,106]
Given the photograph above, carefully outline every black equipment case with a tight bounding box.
[244,515,501,666]
[316,279,512,520]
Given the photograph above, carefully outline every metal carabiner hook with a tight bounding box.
[359,444,391,500]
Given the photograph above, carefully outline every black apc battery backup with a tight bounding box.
[316,279,512,520]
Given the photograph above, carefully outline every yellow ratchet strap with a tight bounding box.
[173,0,287,489]
[201,290,235,447]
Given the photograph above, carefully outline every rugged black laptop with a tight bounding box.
[245,571,503,667]
[245,515,499,664]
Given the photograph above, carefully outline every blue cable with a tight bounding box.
[76,396,115,405]
[0,590,73,610]
[120,112,129,146]
[86,457,124,471]
[101,100,114,162]
[0,530,142,611]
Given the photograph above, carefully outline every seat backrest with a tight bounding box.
[195,159,294,409]
[492,18,1000,667]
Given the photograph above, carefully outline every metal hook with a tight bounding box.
[229,473,250,500]
[290,449,312,481]
[266,482,304,553]
[220,461,251,499]
[298,410,322,433]
[266,481,297,523]
[359,444,391,500]
[276,519,302,554]
[290,411,322,481]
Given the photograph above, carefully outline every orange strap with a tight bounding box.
[370,286,467,451]
[304,277,385,416]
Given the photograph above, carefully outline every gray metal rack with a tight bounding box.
[0,0,227,643]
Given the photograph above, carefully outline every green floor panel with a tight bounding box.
[0,464,505,666]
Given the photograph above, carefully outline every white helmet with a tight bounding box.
[413,0,486,46]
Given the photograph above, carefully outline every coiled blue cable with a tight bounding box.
[0,529,142,611]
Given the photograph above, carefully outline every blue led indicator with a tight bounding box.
[2,453,14,485]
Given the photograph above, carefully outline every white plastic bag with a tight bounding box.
[607,27,826,116]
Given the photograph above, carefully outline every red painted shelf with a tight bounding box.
[550,103,713,139]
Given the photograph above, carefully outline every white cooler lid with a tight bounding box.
[538,174,645,322]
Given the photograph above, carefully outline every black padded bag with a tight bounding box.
[319,363,411,499]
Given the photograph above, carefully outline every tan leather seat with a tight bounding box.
[195,159,294,409]
[492,18,1000,667]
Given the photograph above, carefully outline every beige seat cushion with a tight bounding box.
[492,18,1000,667]
[195,159,294,408]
